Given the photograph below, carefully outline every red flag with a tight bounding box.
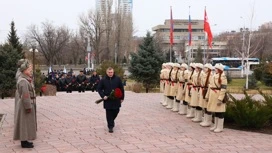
[170,7,174,46]
[188,14,192,46]
[204,9,213,48]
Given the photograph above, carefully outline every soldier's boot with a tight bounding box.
[201,114,212,127]
[210,117,218,131]
[160,94,164,104]
[162,96,168,106]
[192,110,202,122]
[178,103,186,114]
[184,105,188,115]
[200,113,207,126]
[172,100,179,112]
[166,97,173,109]
[186,107,195,118]
[214,118,224,133]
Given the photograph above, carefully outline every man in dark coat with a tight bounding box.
[89,71,100,92]
[65,73,73,93]
[76,70,87,92]
[97,67,124,133]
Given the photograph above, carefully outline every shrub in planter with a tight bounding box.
[227,91,272,129]
[259,90,272,123]
[132,83,142,93]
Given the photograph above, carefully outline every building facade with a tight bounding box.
[96,0,133,14]
[118,0,133,14]
[152,19,227,63]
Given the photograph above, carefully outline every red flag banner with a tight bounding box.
[170,7,174,46]
[204,9,213,48]
[188,14,192,46]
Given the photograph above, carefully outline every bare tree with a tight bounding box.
[27,21,70,66]
[79,10,106,63]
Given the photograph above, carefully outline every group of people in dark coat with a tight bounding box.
[47,70,101,93]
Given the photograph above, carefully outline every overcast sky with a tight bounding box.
[0,0,271,44]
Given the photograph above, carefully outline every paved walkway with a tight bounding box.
[0,91,272,153]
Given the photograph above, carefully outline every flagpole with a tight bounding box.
[203,6,206,64]
[188,6,192,65]
[170,6,173,62]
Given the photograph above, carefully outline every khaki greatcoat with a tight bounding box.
[176,69,187,101]
[206,72,228,112]
[14,74,37,141]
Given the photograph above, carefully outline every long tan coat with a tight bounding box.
[176,69,187,101]
[169,68,179,96]
[198,71,212,108]
[160,69,166,92]
[206,72,228,112]
[14,74,37,141]
[190,71,202,107]
[163,68,171,96]
[184,70,193,103]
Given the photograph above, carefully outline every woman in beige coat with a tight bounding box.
[177,63,188,115]
[160,63,167,105]
[190,63,204,122]
[199,63,213,127]
[206,63,227,133]
[164,63,173,108]
[185,63,196,118]
[14,59,37,148]
[169,63,180,111]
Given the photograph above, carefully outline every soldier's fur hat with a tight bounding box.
[19,59,30,72]
[204,63,213,70]
[214,63,224,71]
[180,63,188,69]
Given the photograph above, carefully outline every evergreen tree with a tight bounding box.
[194,46,203,63]
[7,21,24,58]
[248,74,257,89]
[129,32,164,93]
[0,44,21,97]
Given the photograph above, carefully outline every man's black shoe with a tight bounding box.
[109,128,113,133]
[26,141,33,145]
[21,141,34,148]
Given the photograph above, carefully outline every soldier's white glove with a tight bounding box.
[217,99,223,106]
[103,96,108,100]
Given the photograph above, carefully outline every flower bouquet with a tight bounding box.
[95,88,123,104]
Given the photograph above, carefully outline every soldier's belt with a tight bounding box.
[31,97,36,100]
[187,83,192,85]
[193,86,201,88]
[210,88,221,90]
[179,81,185,83]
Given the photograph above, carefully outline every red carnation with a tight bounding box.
[41,85,47,93]
[114,88,122,99]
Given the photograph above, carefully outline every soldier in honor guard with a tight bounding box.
[199,63,213,127]
[160,63,167,105]
[170,63,180,111]
[164,63,173,108]
[190,63,204,122]
[185,63,196,118]
[14,59,36,148]
[89,71,100,92]
[65,73,73,93]
[58,74,66,91]
[177,63,189,115]
[206,63,228,133]
[76,70,87,93]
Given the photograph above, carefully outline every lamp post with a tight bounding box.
[115,43,117,64]
[29,46,38,87]
[86,37,91,70]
